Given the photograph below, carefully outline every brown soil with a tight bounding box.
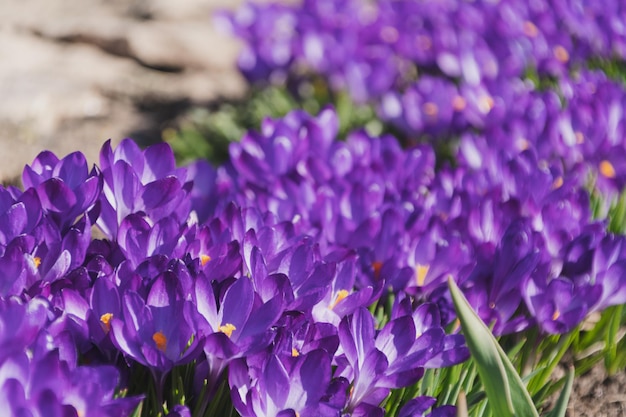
[567,364,626,417]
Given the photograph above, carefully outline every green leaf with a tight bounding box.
[545,366,574,417]
[456,390,469,417]
[448,277,539,417]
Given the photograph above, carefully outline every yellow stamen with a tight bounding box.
[422,102,438,117]
[100,313,113,333]
[200,254,211,266]
[153,331,167,352]
[33,256,41,268]
[552,309,560,321]
[330,289,349,310]
[478,96,494,114]
[292,348,300,357]
[552,176,564,189]
[517,138,530,151]
[416,264,430,287]
[372,261,383,279]
[600,160,616,178]
[380,26,399,43]
[523,21,538,37]
[218,323,236,338]
[416,35,432,50]
[452,96,466,111]
[553,45,569,63]
[575,131,584,144]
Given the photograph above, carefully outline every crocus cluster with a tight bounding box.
[221,107,626,336]
[222,0,625,97]
[1,136,474,416]
[3,1,625,414]
[5,95,626,413]
[222,0,626,198]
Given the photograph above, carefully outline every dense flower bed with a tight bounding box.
[4,0,626,416]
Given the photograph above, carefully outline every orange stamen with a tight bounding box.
[218,323,236,338]
[600,160,616,178]
[452,96,466,111]
[553,45,570,63]
[422,102,438,117]
[552,176,564,189]
[523,21,538,37]
[200,254,211,266]
[153,331,167,352]
[330,289,349,310]
[372,261,383,279]
[100,313,113,333]
[416,264,430,287]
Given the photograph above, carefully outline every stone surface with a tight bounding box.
[0,0,247,183]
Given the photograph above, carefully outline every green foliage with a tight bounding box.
[164,81,380,166]
[448,277,539,417]
[447,277,576,417]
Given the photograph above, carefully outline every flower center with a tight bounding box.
[372,261,383,279]
[452,96,466,111]
[553,45,569,63]
[219,323,236,338]
[153,331,167,352]
[100,313,113,333]
[552,176,564,189]
[422,102,438,117]
[200,254,212,266]
[330,289,349,310]
[523,21,538,37]
[600,160,616,178]
[416,264,430,287]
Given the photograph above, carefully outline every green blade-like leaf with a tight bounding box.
[545,366,574,417]
[456,389,469,417]
[448,277,539,417]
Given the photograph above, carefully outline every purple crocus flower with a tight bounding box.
[97,139,192,239]
[22,150,102,234]
[398,396,455,417]
[229,349,343,417]
[189,272,283,394]
[0,297,50,361]
[109,270,202,402]
[0,350,142,417]
[336,306,466,414]
[0,186,42,247]
[58,274,122,359]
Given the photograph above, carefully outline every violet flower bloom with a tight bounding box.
[336,307,466,415]
[229,349,344,417]
[58,275,122,358]
[0,186,42,247]
[109,271,202,396]
[0,297,50,362]
[398,396,455,417]
[166,405,192,417]
[524,275,600,334]
[190,273,283,386]
[0,350,142,417]
[22,150,102,233]
[31,213,93,289]
[116,212,187,269]
[98,139,192,239]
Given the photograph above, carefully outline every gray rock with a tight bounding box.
[0,0,247,183]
